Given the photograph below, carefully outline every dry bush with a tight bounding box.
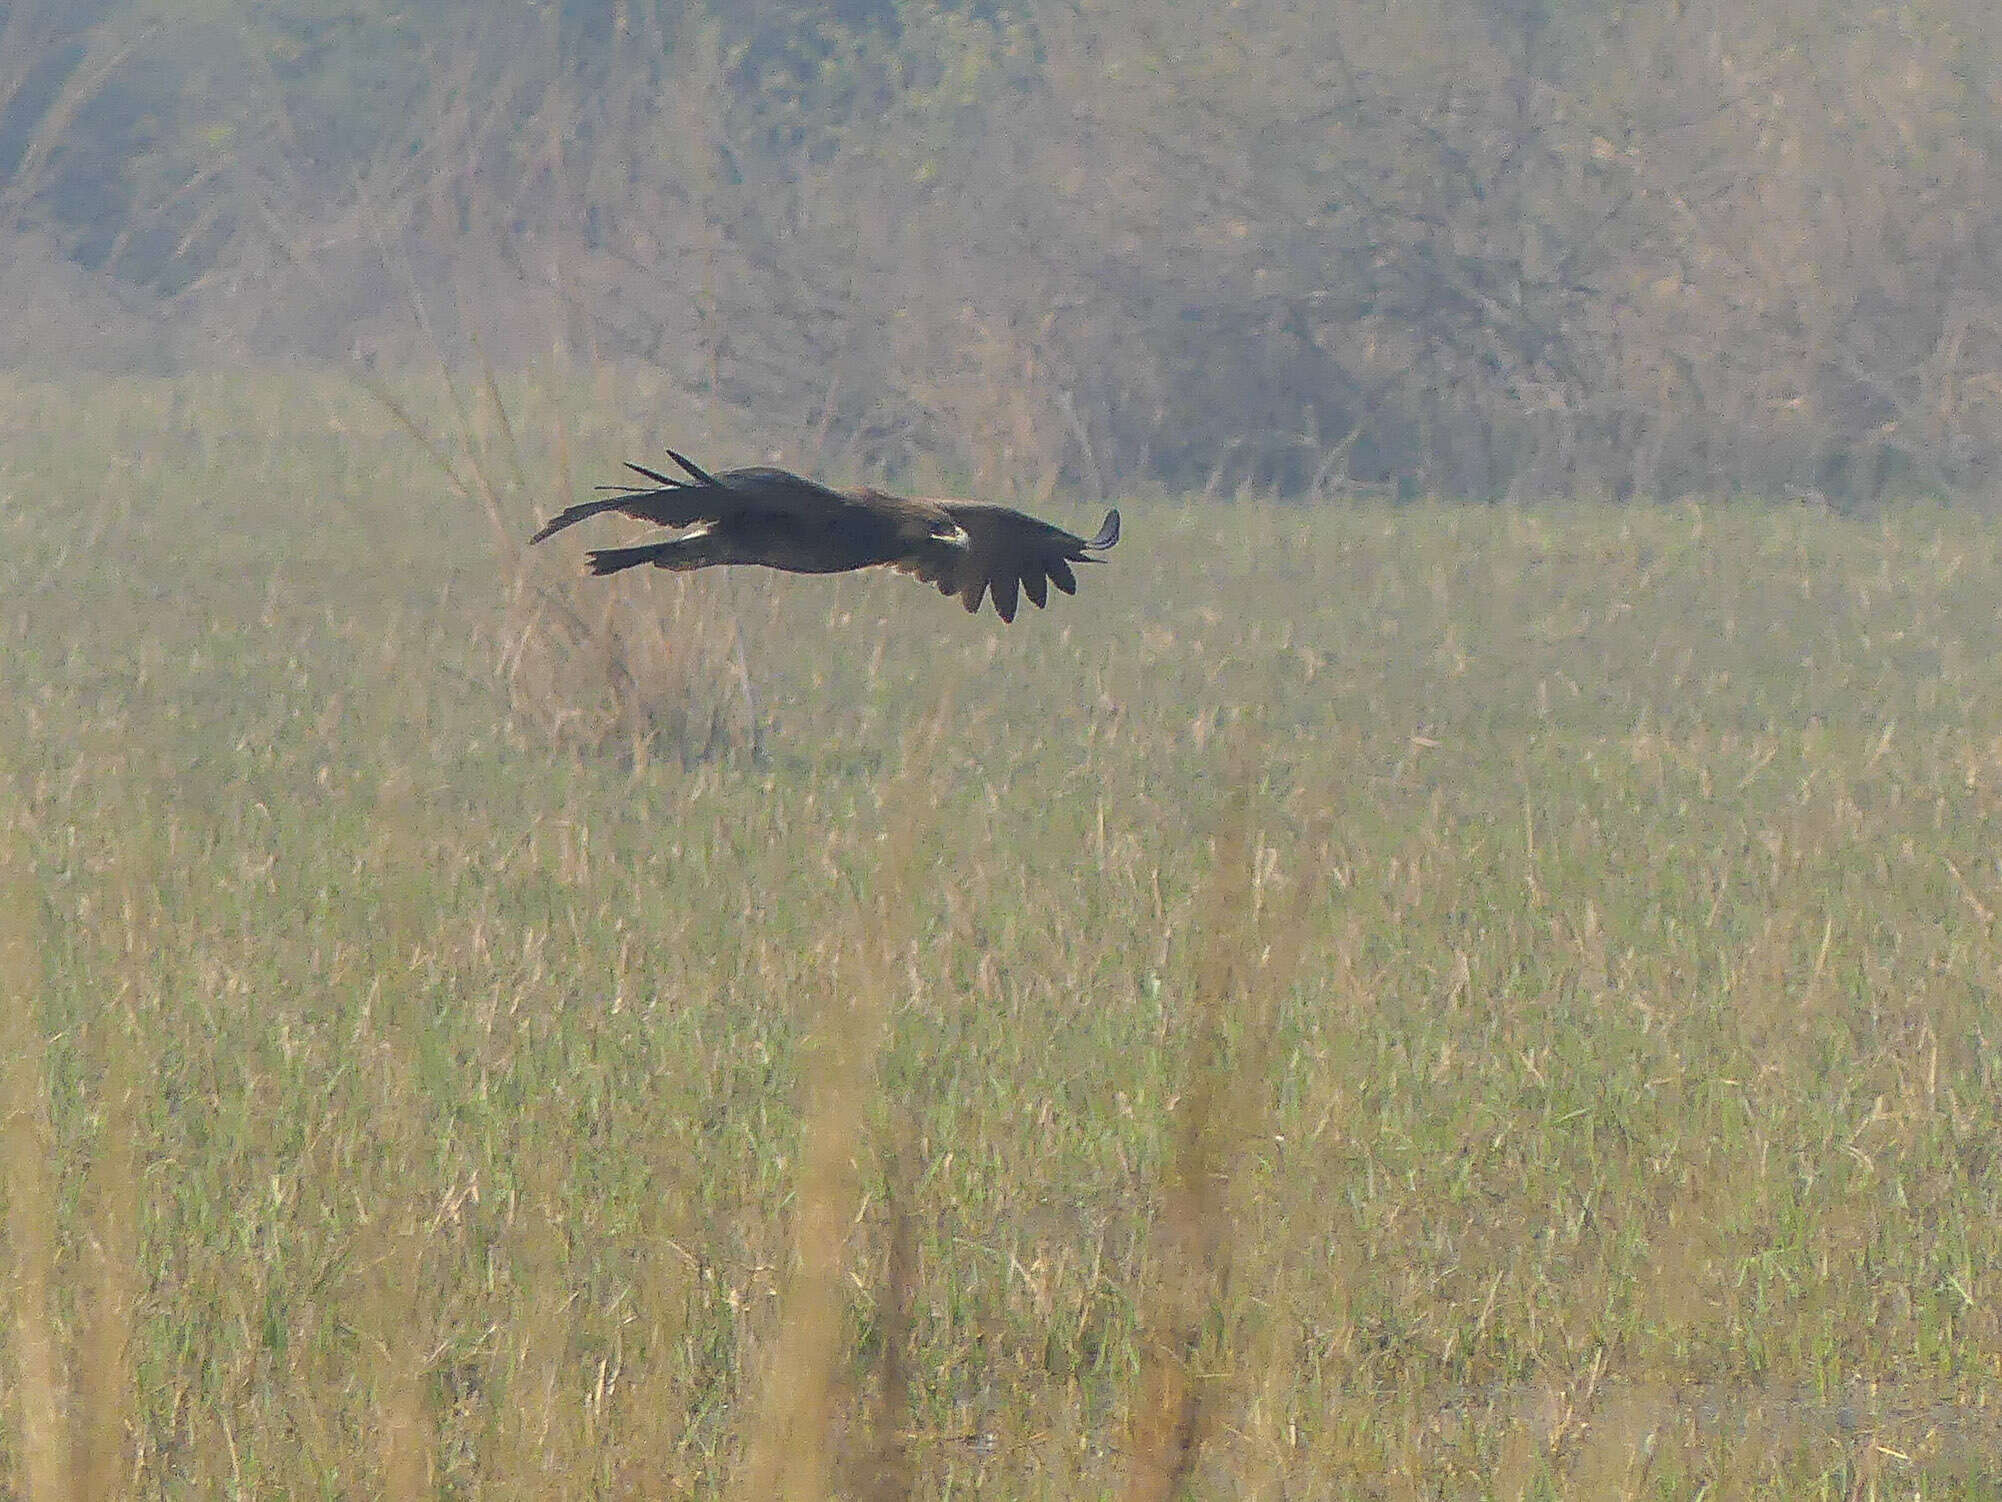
[363,359,759,766]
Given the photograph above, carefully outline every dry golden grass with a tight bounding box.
[2,374,2001,1496]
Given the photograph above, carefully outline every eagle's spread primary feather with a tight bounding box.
[530,449,1119,623]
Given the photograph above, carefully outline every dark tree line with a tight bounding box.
[6,0,2002,507]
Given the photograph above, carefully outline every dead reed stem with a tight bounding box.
[71,986,138,1502]
[730,1001,869,1501]
[67,782,161,1502]
[372,1221,435,1501]
[1,779,68,1501]
[731,723,940,1501]
[1123,763,1319,1501]
[860,1107,919,1502]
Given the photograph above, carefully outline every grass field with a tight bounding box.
[3,371,2001,1497]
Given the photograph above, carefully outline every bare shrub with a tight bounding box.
[364,361,757,767]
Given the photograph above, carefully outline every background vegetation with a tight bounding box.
[6,0,2002,506]
[3,374,2001,1495]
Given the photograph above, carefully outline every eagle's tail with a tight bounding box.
[586,541,676,576]
[586,524,723,576]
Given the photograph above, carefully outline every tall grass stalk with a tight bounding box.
[733,727,939,1499]
[71,986,138,1502]
[1123,765,1321,1500]
[1,774,68,1500]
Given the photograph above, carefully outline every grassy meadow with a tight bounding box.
[3,370,2002,1497]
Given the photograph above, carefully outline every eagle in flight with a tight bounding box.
[529,450,1120,623]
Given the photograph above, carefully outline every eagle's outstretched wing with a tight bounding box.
[529,450,853,545]
[893,502,1120,623]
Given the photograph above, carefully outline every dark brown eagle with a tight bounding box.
[529,450,1120,623]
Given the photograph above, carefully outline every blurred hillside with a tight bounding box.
[5,0,2002,505]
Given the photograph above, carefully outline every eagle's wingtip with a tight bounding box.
[666,448,722,487]
[529,505,587,545]
[624,460,680,488]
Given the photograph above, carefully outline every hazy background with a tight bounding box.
[6,0,2000,508]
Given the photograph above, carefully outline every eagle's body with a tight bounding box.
[530,451,1119,623]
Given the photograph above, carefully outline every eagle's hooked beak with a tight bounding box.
[931,521,972,549]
